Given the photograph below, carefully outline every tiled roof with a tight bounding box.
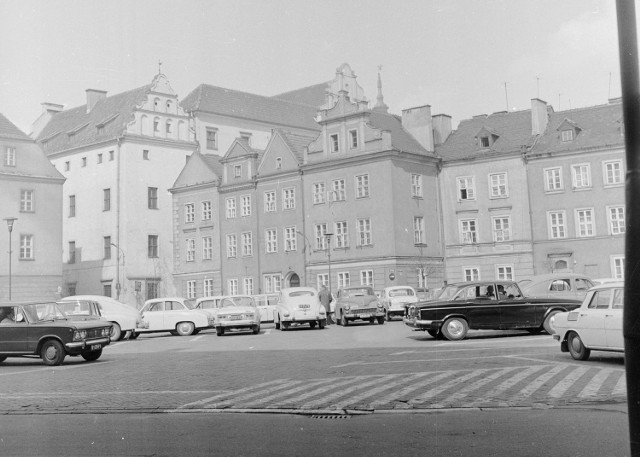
[171,152,223,190]
[180,84,320,132]
[368,111,433,156]
[436,109,537,161]
[275,129,317,163]
[36,85,152,155]
[271,82,331,107]
[0,113,32,141]
[201,153,224,177]
[531,101,624,155]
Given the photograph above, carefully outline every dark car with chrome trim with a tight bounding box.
[0,301,112,366]
[403,281,581,341]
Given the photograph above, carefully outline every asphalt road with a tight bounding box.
[0,320,631,456]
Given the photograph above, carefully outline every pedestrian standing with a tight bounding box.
[319,285,334,324]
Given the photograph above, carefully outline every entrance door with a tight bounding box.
[288,273,300,288]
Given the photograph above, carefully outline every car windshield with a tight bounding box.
[437,285,462,300]
[288,291,315,298]
[17,303,68,323]
[57,299,99,317]
[342,288,373,298]
[220,297,255,308]
[198,299,219,309]
[389,288,414,297]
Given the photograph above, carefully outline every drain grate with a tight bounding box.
[310,414,351,420]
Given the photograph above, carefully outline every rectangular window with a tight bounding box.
[349,129,358,148]
[20,234,34,260]
[548,211,567,239]
[98,153,103,164]
[561,129,574,142]
[20,190,34,212]
[480,136,490,148]
[360,270,373,286]
[264,274,282,293]
[603,160,623,186]
[612,255,625,280]
[337,272,350,288]
[68,241,76,264]
[317,274,329,290]
[146,280,159,300]
[226,234,237,258]
[241,195,251,216]
[204,279,214,297]
[103,188,111,212]
[225,198,236,218]
[202,201,212,221]
[330,133,339,152]
[242,232,253,256]
[414,217,425,244]
[492,216,511,242]
[572,164,592,189]
[313,182,326,204]
[496,265,514,280]
[489,173,508,198]
[65,161,70,171]
[228,279,238,296]
[264,191,276,212]
[315,223,328,250]
[266,229,277,253]
[335,221,349,248]
[457,177,475,201]
[357,218,372,246]
[463,267,480,282]
[243,277,254,295]
[109,150,114,161]
[5,146,16,166]
[187,280,196,299]
[148,235,159,258]
[332,179,346,201]
[148,187,158,209]
[69,195,76,217]
[355,174,370,199]
[185,203,195,223]
[282,188,295,210]
[411,174,423,198]
[234,164,242,178]
[284,227,297,251]
[575,208,595,237]
[81,157,87,167]
[608,206,625,235]
[460,219,477,244]
[103,283,112,298]
[103,236,111,260]
[544,167,563,192]
[186,239,195,262]
[206,128,218,150]
[202,236,213,260]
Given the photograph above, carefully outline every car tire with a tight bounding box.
[129,332,139,340]
[427,329,439,339]
[274,315,281,330]
[341,314,349,326]
[110,322,122,341]
[252,325,260,334]
[41,339,66,366]
[543,310,561,335]
[318,319,325,329]
[309,322,317,329]
[216,327,225,336]
[377,316,385,325]
[82,349,102,362]
[567,331,591,361]
[441,317,468,341]
[282,322,290,331]
[176,322,195,336]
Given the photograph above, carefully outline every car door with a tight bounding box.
[144,301,166,330]
[604,287,624,350]
[0,306,29,352]
[576,289,609,348]
[498,283,537,328]
[165,300,188,328]
[463,285,501,329]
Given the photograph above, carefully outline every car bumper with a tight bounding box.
[216,319,259,329]
[65,337,111,351]
[403,317,438,331]
[344,310,384,320]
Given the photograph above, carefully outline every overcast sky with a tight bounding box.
[0,0,625,134]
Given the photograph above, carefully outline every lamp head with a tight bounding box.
[4,217,17,232]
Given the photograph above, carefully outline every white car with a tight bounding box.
[215,295,261,336]
[137,297,214,336]
[61,295,148,341]
[379,286,418,321]
[194,296,225,319]
[273,287,327,330]
[252,294,279,322]
[551,282,624,360]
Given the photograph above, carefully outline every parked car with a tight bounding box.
[273,287,326,330]
[404,281,582,341]
[0,301,112,366]
[334,286,385,326]
[60,295,148,341]
[253,293,279,323]
[193,296,224,318]
[519,273,595,301]
[379,286,418,321]
[415,287,431,301]
[215,295,261,336]
[551,282,624,360]
[136,297,214,337]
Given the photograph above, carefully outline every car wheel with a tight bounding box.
[368,317,375,324]
[309,322,317,329]
[282,322,290,331]
[41,339,66,366]
[169,331,179,336]
[377,316,385,325]
[567,331,591,361]
[216,327,225,336]
[252,325,260,334]
[543,310,561,335]
[110,322,122,341]
[386,310,392,321]
[441,317,468,341]
[274,315,281,330]
[82,349,102,362]
[341,314,349,326]
[129,332,139,340]
[176,322,195,336]
[318,319,325,329]
[427,329,439,339]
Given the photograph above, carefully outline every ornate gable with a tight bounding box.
[221,138,260,185]
[258,131,301,175]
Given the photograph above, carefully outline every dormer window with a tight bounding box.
[480,136,490,148]
[276,157,282,169]
[475,127,499,149]
[234,164,242,178]
[561,129,574,142]
[557,119,581,142]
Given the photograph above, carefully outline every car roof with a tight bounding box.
[520,273,592,282]
[384,285,415,290]
[588,281,624,290]
[281,287,316,293]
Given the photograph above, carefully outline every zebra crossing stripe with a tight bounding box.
[408,369,490,406]
[613,374,627,396]
[301,374,398,409]
[242,377,351,408]
[430,367,520,408]
[578,369,617,398]
[547,366,591,398]
[369,371,452,408]
[178,378,295,409]
[467,365,551,407]
[508,364,568,402]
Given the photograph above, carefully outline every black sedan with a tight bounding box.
[403,281,582,341]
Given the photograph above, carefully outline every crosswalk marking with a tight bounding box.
[408,369,490,406]
[301,374,398,409]
[507,364,568,402]
[430,367,520,408]
[467,365,550,407]
[578,369,616,398]
[369,371,447,408]
[548,366,591,398]
[613,373,627,396]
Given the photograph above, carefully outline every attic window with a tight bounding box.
[276,157,282,169]
[234,164,242,178]
[561,129,574,142]
[480,136,490,148]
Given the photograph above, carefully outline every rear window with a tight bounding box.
[289,291,315,298]
[389,289,414,297]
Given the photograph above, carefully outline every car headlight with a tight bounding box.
[283,311,290,317]
[217,314,227,320]
[376,302,383,308]
[243,313,255,319]
[103,327,111,337]
[344,305,350,311]
[73,330,87,341]
[549,316,556,328]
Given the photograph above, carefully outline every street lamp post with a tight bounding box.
[4,217,17,301]
[110,243,125,300]
[325,232,333,295]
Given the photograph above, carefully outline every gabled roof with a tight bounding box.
[368,111,433,156]
[36,84,152,155]
[271,82,331,107]
[222,137,262,163]
[436,109,536,161]
[0,113,33,141]
[171,152,223,190]
[180,84,320,132]
[276,129,316,163]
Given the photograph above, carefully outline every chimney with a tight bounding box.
[30,102,65,139]
[86,89,107,113]
[531,98,548,135]
[401,105,434,152]
[432,114,452,146]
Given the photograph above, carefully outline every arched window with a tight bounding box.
[554,260,568,270]
[166,119,173,137]
[154,98,161,111]
[153,117,160,135]
[166,100,172,113]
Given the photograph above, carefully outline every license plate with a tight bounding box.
[230,315,242,320]
[299,304,311,309]
[91,344,101,351]
[358,314,371,319]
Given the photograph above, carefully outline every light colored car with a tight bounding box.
[253,293,279,322]
[379,286,418,321]
[551,282,624,361]
[519,273,595,301]
[215,295,261,336]
[194,296,225,320]
[61,295,148,341]
[334,286,385,326]
[273,287,326,330]
[137,297,214,336]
